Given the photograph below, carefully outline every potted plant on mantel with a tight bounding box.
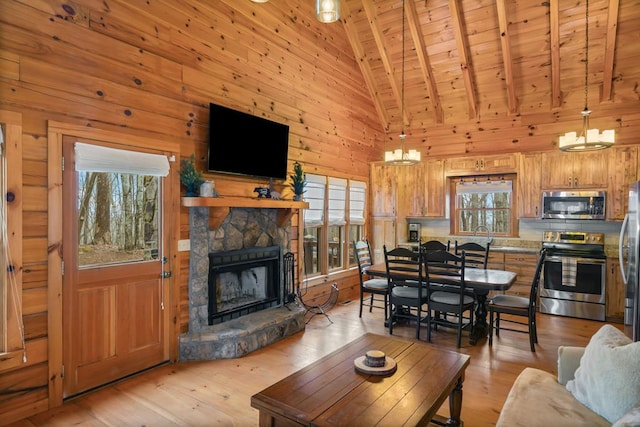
[179,154,204,197]
[290,161,307,201]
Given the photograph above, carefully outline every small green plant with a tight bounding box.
[179,154,204,196]
[290,161,306,201]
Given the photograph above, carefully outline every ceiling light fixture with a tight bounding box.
[250,0,270,3]
[385,0,420,165]
[316,0,340,23]
[558,0,614,152]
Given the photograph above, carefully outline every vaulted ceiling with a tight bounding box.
[340,0,638,154]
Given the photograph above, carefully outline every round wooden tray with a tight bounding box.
[354,355,397,376]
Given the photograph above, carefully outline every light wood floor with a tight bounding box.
[10,300,618,427]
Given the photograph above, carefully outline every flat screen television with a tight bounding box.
[207,103,290,180]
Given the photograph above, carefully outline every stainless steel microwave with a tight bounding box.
[541,191,606,220]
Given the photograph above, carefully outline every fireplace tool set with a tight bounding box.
[284,252,339,323]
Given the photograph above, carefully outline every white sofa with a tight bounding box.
[497,325,640,427]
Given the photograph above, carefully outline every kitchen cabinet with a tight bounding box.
[606,258,626,323]
[607,146,637,220]
[487,251,505,270]
[370,217,396,263]
[370,164,398,262]
[445,153,517,176]
[503,252,538,298]
[425,159,446,217]
[541,150,608,189]
[518,153,542,218]
[397,163,425,217]
[370,163,397,217]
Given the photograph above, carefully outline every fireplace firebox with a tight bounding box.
[208,246,282,325]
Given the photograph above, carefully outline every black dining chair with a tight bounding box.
[384,245,428,339]
[353,239,390,319]
[454,240,490,269]
[425,250,475,348]
[488,248,546,352]
[420,239,450,253]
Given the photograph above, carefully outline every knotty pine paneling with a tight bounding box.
[1,0,639,424]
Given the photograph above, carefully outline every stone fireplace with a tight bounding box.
[179,206,305,361]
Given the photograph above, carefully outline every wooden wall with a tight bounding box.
[0,0,379,423]
[0,0,638,424]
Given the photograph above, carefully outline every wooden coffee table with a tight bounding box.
[251,333,470,426]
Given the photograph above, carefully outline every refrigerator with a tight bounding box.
[619,181,640,341]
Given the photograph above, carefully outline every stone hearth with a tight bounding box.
[179,206,305,361]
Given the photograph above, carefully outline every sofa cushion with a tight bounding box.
[496,367,610,427]
[612,405,640,427]
[566,324,640,424]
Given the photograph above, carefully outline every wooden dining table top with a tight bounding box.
[365,263,517,292]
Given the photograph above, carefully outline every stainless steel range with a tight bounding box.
[540,231,606,321]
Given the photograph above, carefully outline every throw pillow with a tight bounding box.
[566,324,640,424]
[612,405,640,427]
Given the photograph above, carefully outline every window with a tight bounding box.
[74,143,168,267]
[0,113,24,360]
[303,174,326,275]
[452,175,515,237]
[348,181,366,266]
[303,175,366,277]
[327,178,347,271]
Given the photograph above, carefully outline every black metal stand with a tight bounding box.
[283,252,338,323]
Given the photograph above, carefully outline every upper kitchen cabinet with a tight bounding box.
[425,159,446,217]
[518,153,542,218]
[607,146,637,220]
[370,163,398,217]
[445,154,518,176]
[396,163,425,217]
[541,151,608,190]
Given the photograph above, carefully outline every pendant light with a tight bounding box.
[558,0,614,152]
[384,0,420,165]
[316,0,340,23]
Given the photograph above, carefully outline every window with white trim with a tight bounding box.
[303,176,366,277]
[452,175,515,237]
[348,181,366,266]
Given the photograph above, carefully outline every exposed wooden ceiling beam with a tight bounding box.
[341,1,391,130]
[448,0,478,119]
[495,0,519,115]
[601,0,620,102]
[550,0,562,108]
[361,1,409,127]
[405,0,443,124]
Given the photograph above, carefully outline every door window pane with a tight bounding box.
[78,171,160,267]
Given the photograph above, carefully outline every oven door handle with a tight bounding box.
[546,255,606,264]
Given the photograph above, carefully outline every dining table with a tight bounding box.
[365,263,517,345]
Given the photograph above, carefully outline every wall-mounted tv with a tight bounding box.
[207,103,290,180]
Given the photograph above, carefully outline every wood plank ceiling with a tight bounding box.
[340,0,637,155]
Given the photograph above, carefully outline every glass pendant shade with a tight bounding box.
[384,134,421,165]
[316,0,340,23]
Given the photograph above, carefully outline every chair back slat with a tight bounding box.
[528,248,547,311]
[420,240,450,253]
[354,240,373,272]
[384,246,424,286]
[454,241,490,269]
[425,249,465,289]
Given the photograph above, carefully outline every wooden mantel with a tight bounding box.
[181,196,309,228]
